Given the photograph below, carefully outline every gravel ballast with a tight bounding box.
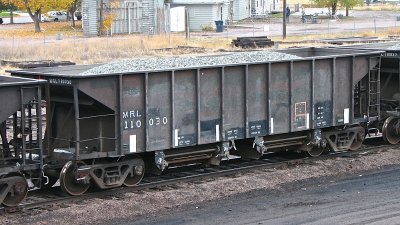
[81,51,302,75]
[2,148,400,225]
[386,43,400,50]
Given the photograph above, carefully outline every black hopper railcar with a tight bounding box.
[0,76,45,206]
[1,47,386,205]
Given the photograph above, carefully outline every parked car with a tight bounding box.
[0,18,3,24]
[41,11,68,22]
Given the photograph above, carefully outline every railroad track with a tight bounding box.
[1,141,396,214]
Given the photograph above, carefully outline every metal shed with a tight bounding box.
[82,0,98,36]
[82,0,165,36]
[233,0,251,21]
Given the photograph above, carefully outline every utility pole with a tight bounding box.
[185,7,190,40]
[99,0,104,36]
[283,0,286,39]
[10,7,14,24]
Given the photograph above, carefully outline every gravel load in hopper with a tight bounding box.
[81,51,302,75]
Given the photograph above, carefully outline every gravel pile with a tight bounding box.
[386,43,400,50]
[81,51,302,75]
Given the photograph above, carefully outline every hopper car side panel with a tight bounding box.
[291,61,312,132]
[334,58,352,125]
[199,68,221,144]
[146,72,173,151]
[121,74,145,153]
[270,62,290,134]
[247,64,268,137]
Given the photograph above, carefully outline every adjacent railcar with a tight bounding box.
[337,42,400,144]
[8,47,383,198]
[0,75,45,206]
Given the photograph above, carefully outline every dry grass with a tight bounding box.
[0,34,233,74]
[383,27,400,36]
[0,21,83,38]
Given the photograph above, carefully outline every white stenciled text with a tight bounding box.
[122,110,168,130]
[122,110,142,130]
[148,116,168,126]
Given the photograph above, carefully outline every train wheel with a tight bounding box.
[350,127,365,150]
[123,157,145,187]
[1,173,28,207]
[382,116,400,145]
[60,161,90,196]
[306,147,324,157]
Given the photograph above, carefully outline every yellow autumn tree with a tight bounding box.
[98,0,119,35]
[14,0,75,32]
[100,0,119,34]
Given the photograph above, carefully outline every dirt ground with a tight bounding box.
[1,147,400,225]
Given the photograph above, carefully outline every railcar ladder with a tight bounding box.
[367,56,381,121]
[19,86,43,179]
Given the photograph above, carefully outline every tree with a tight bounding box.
[0,1,5,11]
[341,0,363,16]
[0,0,18,24]
[312,0,362,16]
[13,0,75,32]
[68,0,81,28]
[13,0,44,32]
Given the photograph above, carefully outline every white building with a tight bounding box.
[250,0,280,14]
[232,0,251,21]
[171,0,230,32]
[82,0,261,35]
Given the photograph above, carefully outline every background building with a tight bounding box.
[171,0,230,32]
